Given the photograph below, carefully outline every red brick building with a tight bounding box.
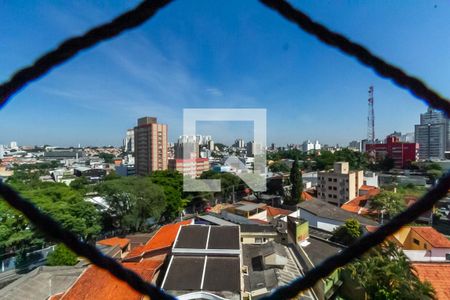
[366,135,418,169]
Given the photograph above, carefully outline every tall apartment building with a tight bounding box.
[365,134,418,169]
[246,141,262,157]
[317,162,363,206]
[415,108,449,160]
[174,135,199,159]
[302,140,321,153]
[234,139,245,148]
[134,117,168,175]
[123,128,134,153]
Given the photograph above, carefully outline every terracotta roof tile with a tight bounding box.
[126,220,192,259]
[412,263,450,300]
[341,188,380,215]
[97,237,130,249]
[364,226,450,249]
[301,191,314,201]
[359,185,377,191]
[411,227,450,248]
[60,256,165,300]
[265,206,292,217]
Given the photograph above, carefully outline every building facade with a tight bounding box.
[317,162,364,206]
[302,140,321,153]
[168,158,210,178]
[123,128,134,153]
[134,117,168,175]
[415,108,449,160]
[365,134,418,168]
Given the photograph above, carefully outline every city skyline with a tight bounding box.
[1,1,449,146]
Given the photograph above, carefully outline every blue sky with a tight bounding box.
[1,0,449,147]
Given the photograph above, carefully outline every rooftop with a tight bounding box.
[125,220,192,260]
[240,224,277,233]
[97,237,130,249]
[162,255,241,294]
[0,266,85,300]
[301,236,344,267]
[235,202,267,212]
[341,188,380,215]
[173,225,240,253]
[412,263,450,300]
[56,256,165,300]
[265,206,292,218]
[298,198,378,226]
[411,227,450,248]
[242,242,315,299]
[196,214,236,226]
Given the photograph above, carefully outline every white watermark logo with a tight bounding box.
[182,108,267,192]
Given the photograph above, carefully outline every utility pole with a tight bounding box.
[232,185,235,203]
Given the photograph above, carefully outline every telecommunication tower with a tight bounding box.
[367,86,375,144]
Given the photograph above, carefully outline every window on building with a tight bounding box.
[446,253,450,261]
[413,238,420,246]
[255,237,263,244]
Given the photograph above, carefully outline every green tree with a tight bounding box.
[314,151,336,170]
[98,153,114,163]
[346,242,435,299]
[46,244,78,266]
[371,190,406,219]
[287,157,302,205]
[330,219,362,245]
[149,171,189,221]
[96,177,166,231]
[425,163,443,185]
[0,182,101,252]
[200,171,243,200]
[269,161,290,173]
[104,170,120,181]
[70,176,90,191]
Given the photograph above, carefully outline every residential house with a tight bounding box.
[161,225,241,300]
[296,198,378,232]
[367,226,450,262]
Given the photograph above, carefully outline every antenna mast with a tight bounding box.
[367,86,375,144]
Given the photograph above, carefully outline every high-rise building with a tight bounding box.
[123,128,134,153]
[348,140,362,152]
[174,135,199,159]
[10,141,18,150]
[0,145,4,159]
[400,132,415,143]
[317,162,364,206]
[234,139,245,148]
[134,117,168,175]
[246,141,262,157]
[208,140,215,151]
[302,140,321,153]
[414,108,449,160]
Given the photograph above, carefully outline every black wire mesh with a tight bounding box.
[1,0,449,299]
